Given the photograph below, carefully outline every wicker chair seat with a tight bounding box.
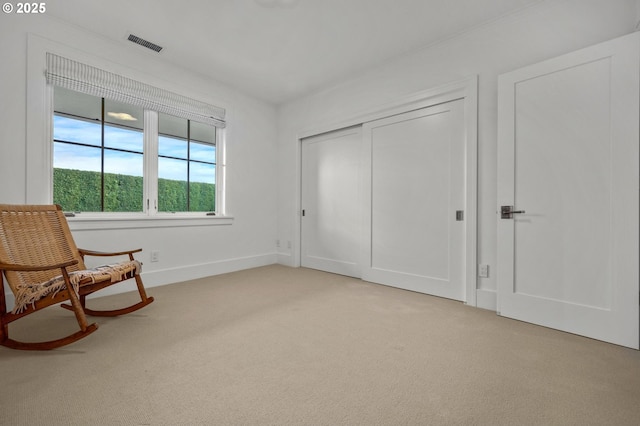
[12,260,142,314]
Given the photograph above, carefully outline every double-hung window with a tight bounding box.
[47,53,225,217]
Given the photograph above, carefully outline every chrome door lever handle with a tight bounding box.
[501,205,526,219]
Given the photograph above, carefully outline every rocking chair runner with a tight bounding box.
[0,204,154,350]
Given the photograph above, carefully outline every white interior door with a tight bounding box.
[301,127,361,277]
[497,33,639,349]
[362,99,466,300]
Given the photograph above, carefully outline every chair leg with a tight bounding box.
[62,269,91,328]
[134,273,151,302]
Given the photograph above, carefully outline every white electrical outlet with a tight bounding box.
[478,264,489,278]
[151,250,160,262]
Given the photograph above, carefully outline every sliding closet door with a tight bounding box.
[362,99,465,300]
[301,127,362,278]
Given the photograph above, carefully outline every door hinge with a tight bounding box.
[456,210,464,221]
[302,209,305,217]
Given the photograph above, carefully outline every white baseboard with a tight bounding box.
[276,252,294,267]
[2,253,278,310]
[476,288,497,311]
[141,252,278,289]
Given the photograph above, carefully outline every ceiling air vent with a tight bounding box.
[127,34,163,53]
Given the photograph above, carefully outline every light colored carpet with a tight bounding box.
[1,264,639,425]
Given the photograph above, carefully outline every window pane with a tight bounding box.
[104,98,143,131]
[53,115,102,147]
[158,157,187,212]
[54,86,101,121]
[190,120,215,145]
[104,124,143,152]
[190,162,215,185]
[104,150,143,212]
[54,88,104,212]
[53,142,102,211]
[159,112,187,140]
[158,156,187,181]
[53,141,101,171]
[159,135,188,159]
[189,163,215,212]
[190,141,215,163]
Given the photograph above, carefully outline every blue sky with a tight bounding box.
[53,115,215,184]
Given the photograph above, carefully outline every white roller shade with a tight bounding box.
[45,53,226,128]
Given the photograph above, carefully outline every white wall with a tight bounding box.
[0,14,279,301]
[275,0,639,309]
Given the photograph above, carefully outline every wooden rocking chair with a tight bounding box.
[0,204,154,350]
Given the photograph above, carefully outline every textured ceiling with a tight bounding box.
[46,0,542,104]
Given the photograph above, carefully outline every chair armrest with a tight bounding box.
[0,259,78,272]
[78,248,143,257]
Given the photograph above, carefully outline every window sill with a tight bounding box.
[67,213,234,231]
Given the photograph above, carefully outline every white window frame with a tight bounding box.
[27,34,232,230]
